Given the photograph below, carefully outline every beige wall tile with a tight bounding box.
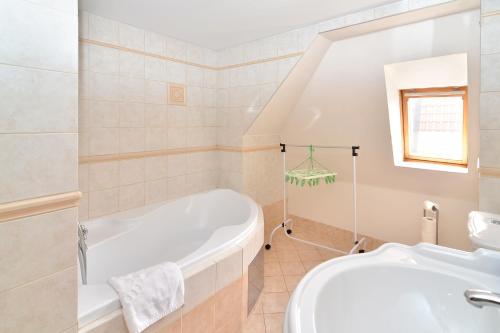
[481,14,500,55]
[119,51,145,79]
[145,104,168,128]
[120,77,145,103]
[89,188,119,218]
[167,175,186,200]
[167,154,187,177]
[184,264,216,312]
[480,130,500,168]
[479,176,500,214]
[182,298,215,333]
[145,57,167,82]
[0,0,77,72]
[80,192,89,221]
[0,65,78,133]
[166,38,187,61]
[60,325,78,333]
[89,14,119,45]
[145,156,168,180]
[0,208,76,292]
[119,182,145,211]
[0,267,77,333]
[480,92,500,129]
[482,0,500,13]
[119,23,145,51]
[88,44,120,75]
[120,102,145,127]
[145,178,168,204]
[145,309,181,333]
[89,100,120,128]
[0,133,78,203]
[89,161,119,191]
[215,248,243,291]
[89,127,119,155]
[89,72,121,101]
[481,53,500,92]
[145,80,167,104]
[120,127,145,153]
[214,279,242,333]
[119,159,145,185]
[145,32,166,56]
[146,127,167,150]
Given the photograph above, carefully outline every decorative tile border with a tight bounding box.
[80,38,304,71]
[0,191,82,223]
[79,144,280,164]
[479,167,500,178]
[481,9,500,17]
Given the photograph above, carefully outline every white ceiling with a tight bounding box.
[79,0,392,50]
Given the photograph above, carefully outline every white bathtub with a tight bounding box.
[78,189,263,327]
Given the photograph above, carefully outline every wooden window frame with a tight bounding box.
[400,86,468,167]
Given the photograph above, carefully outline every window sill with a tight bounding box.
[395,160,468,174]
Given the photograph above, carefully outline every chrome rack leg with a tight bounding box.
[349,237,366,254]
[265,218,292,250]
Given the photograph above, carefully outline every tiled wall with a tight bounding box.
[78,0,464,214]
[217,0,461,206]
[480,0,500,213]
[78,12,219,220]
[0,0,79,332]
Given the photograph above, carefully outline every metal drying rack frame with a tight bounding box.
[265,143,366,255]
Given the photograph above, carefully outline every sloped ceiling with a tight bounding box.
[79,0,391,49]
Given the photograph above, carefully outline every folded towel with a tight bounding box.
[109,262,184,333]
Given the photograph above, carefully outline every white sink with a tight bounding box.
[468,211,500,251]
[284,243,500,333]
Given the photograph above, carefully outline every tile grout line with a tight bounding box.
[0,265,76,296]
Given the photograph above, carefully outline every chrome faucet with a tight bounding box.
[78,223,88,285]
[464,289,500,309]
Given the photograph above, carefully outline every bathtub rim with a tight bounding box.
[78,189,264,328]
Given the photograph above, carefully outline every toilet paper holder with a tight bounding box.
[423,200,439,244]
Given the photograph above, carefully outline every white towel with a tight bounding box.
[109,262,184,333]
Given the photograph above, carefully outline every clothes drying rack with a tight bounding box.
[265,143,366,255]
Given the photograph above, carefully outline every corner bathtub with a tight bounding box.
[78,189,263,327]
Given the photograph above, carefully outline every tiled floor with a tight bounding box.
[242,229,343,333]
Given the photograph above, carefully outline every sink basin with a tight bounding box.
[468,211,500,251]
[284,243,500,333]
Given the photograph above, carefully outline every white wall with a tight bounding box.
[281,10,480,250]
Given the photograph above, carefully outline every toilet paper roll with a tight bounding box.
[421,217,437,244]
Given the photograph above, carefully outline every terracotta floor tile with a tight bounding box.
[264,313,284,333]
[263,275,287,293]
[301,260,323,272]
[264,251,278,263]
[276,250,300,263]
[250,294,263,314]
[283,275,304,292]
[243,314,265,333]
[298,249,322,261]
[264,262,282,277]
[279,261,305,275]
[262,292,289,314]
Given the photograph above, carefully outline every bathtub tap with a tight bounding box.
[464,289,500,308]
[78,223,88,285]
